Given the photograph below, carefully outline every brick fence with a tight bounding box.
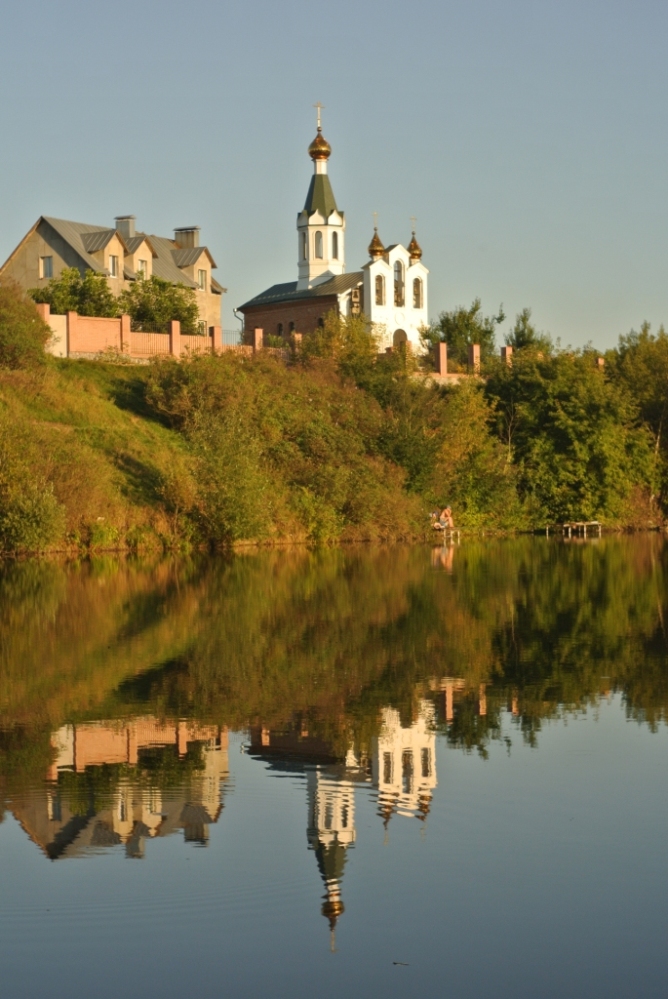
[35,303,245,361]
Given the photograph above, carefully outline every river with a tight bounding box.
[1,537,667,997]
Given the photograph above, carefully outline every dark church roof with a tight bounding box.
[301,174,339,218]
[240,271,362,310]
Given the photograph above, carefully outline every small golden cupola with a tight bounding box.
[408,230,423,261]
[308,127,332,161]
[368,227,385,260]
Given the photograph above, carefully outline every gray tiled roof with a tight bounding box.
[240,271,362,310]
[39,217,219,291]
[172,246,208,268]
[81,230,119,254]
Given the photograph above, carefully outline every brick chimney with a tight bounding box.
[174,226,200,248]
[115,215,136,239]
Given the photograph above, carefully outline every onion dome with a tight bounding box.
[368,227,385,259]
[308,127,331,161]
[408,231,422,261]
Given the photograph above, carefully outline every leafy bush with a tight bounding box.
[29,267,118,317]
[118,276,199,334]
[0,281,51,369]
[0,421,65,553]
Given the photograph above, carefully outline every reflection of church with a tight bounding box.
[250,698,438,944]
[239,110,429,351]
[12,718,229,860]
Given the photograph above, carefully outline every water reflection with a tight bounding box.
[10,719,229,860]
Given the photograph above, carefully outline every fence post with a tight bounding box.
[501,345,513,366]
[468,342,481,374]
[210,325,221,355]
[66,311,77,356]
[253,327,263,353]
[435,341,447,375]
[35,302,50,322]
[169,320,181,358]
[596,357,605,370]
[120,314,131,354]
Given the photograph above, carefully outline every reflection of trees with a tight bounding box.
[2,536,668,810]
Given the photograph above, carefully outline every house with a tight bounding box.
[0,215,224,327]
[239,113,428,350]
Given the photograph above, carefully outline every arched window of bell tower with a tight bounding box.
[332,231,339,259]
[301,232,307,261]
[413,278,423,309]
[394,261,405,306]
[375,274,385,306]
[315,231,323,259]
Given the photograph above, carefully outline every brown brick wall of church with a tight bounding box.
[242,296,339,341]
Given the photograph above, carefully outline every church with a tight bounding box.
[239,112,429,350]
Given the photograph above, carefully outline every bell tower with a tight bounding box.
[297,104,346,291]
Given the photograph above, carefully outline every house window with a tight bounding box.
[40,256,53,279]
[421,747,431,778]
[413,277,423,309]
[375,274,385,306]
[394,261,404,306]
[288,321,295,333]
[332,231,339,259]
[301,232,307,260]
[137,259,148,277]
[109,255,119,278]
[317,316,324,328]
[314,230,323,259]
[198,269,207,290]
[277,322,283,336]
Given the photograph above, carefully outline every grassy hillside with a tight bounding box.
[0,294,662,555]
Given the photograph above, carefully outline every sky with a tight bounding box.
[1,0,667,347]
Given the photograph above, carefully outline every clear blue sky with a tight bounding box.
[2,0,667,347]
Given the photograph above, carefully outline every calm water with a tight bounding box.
[1,538,668,998]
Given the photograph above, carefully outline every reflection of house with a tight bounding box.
[429,677,487,721]
[12,718,229,860]
[369,702,437,825]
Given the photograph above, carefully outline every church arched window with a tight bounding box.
[301,232,307,260]
[375,274,385,306]
[394,261,405,306]
[332,231,339,259]
[277,322,283,336]
[315,231,323,259]
[413,277,423,309]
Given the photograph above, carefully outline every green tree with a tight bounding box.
[0,281,51,369]
[485,350,654,522]
[421,298,505,368]
[118,275,199,335]
[505,308,553,354]
[29,267,118,317]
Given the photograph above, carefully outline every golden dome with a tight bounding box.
[408,231,422,260]
[368,227,385,259]
[309,127,331,160]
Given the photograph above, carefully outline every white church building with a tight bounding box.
[240,111,429,350]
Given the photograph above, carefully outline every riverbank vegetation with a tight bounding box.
[0,279,667,553]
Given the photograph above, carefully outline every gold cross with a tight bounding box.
[313,102,324,129]
[410,215,417,233]
[373,211,378,229]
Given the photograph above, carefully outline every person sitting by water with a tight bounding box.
[431,506,454,530]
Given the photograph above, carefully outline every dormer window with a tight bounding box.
[394,261,404,306]
[198,269,207,290]
[332,231,339,259]
[137,259,148,277]
[109,255,119,278]
[413,277,423,309]
[375,274,385,306]
[314,231,323,259]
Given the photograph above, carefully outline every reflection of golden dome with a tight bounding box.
[322,896,345,929]
[408,232,422,260]
[368,227,385,259]
[309,127,331,160]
